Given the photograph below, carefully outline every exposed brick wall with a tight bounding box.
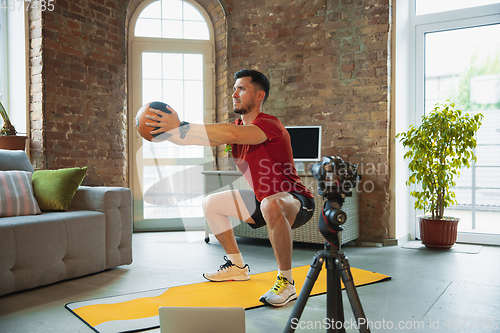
[29,0,392,239]
[29,7,45,169]
[221,0,392,239]
[29,0,128,186]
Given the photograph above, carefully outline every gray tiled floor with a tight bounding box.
[0,232,499,333]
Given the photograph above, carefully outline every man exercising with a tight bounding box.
[145,69,315,307]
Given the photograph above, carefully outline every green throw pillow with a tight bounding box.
[32,167,87,211]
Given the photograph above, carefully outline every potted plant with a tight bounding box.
[0,100,28,151]
[396,100,483,249]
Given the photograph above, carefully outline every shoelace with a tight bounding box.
[217,256,250,272]
[218,256,233,271]
[271,275,292,294]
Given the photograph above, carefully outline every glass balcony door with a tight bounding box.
[417,12,500,245]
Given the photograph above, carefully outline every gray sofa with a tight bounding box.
[0,150,133,296]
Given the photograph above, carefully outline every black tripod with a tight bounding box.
[283,195,371,333]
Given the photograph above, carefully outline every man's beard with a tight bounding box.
[233,98,255,115]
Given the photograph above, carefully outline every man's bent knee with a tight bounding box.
[202,193,217,215]
[261,196,288,226]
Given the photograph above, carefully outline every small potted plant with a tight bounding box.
[396,100,483,249]
[0,100,28,150]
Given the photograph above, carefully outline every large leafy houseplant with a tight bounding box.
[396,101,483,247]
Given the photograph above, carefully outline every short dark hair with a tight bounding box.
[234,69,270,104]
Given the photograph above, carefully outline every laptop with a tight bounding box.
[159,306,245,333]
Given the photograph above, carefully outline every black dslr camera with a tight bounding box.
[310,156,359,240]
[310,156,359,198]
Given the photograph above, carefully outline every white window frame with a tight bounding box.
[395,0,500,245]
[128,0,216,231]
[0,10,5,102]
[0,7,29,139]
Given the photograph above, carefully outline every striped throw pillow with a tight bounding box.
[0,170,41,217]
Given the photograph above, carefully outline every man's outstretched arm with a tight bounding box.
[145,106,268,146]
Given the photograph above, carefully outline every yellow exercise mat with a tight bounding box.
[66,265,390,333]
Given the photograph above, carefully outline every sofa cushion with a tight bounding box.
[32,167,87,211]
[69,186,133,269]
[0,210,106,295]
[0,149,34,172]
[0,170,41,217]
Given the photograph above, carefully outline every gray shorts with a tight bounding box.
[238,190,315,230]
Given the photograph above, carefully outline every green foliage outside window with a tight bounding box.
[449,52,500,111]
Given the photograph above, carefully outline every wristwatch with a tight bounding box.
[178,121,190,139]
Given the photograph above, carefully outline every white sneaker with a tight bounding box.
[203,256,250,282]
[259,274,297,307]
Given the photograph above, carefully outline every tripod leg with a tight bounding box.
[283,255,324,333]
[326,256,345,333]
[338,255,371,333]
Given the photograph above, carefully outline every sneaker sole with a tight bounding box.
[259,292,297,307]
[203,274,250,282]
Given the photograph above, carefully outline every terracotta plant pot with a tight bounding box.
[419,216,459,249]
[0,135,28,151]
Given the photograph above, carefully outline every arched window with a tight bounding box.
[135,0,210,40]
[129,0,215,231]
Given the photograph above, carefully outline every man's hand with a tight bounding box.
[145,105,182,136]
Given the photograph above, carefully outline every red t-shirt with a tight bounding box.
[231,113,313,202]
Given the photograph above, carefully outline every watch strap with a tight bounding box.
[179,121,190,139]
